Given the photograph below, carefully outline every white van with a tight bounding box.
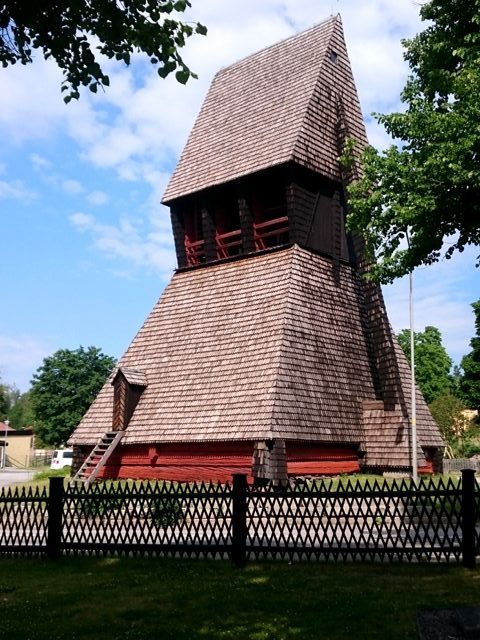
[50,449,73,470]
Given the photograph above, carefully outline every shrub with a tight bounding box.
[149,496,183,527]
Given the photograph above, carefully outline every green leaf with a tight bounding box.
[0,0,207,100]
[175,68,189,84]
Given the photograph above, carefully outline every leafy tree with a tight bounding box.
[450,364,463,398]
[0,0,207,101]
[344,0,480,283]
[429,393,468,456]
[0,379,20,420]
[30,346,116,446]
[8,390,35,430]
[397,326,452,404]
[460,299,480,411]
[0,382,9,420]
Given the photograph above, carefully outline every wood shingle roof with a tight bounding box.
[162,15,367,203]
[70,245,441,467]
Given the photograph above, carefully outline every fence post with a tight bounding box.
[47,476,64,559]
[461,468,476,569]
[231,473,248,567]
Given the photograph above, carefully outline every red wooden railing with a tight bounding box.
[184,236,205,266]
[253,215,289,250]
[215,229,242,259]
[184,215,289,265]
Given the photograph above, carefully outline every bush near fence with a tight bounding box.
[0,472,478,567]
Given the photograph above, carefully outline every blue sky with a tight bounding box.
[1,0,478,392]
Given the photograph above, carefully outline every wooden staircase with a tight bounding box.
[71,431,123,486]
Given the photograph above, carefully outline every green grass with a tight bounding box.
[33,467,71,482]
[0,557,478,640]
[15,471,464,494]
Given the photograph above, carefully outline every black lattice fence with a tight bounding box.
[246,475,477,564]
[61,480,232,558]
[0,485,48,554]
[0,471,478,566]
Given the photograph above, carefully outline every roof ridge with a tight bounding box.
[214,15,340,79]
[290,16,341,163]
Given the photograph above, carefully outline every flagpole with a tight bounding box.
[409,272,418,483]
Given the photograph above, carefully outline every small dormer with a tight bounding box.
[112,367,147,431]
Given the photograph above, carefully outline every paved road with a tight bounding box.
[0,469,34,489]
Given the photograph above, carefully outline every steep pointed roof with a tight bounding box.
[70,245,440,467]
[162,15,367,203]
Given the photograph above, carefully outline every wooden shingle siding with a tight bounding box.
[170,206,188,269]
[289,182,317,247]
[252,440,287,484]
[112,374,127,431]
[286,167,353,263]
[238,194,255,254]
[201,205,217,262]
[70,244,442,471]
[112,369,147,431]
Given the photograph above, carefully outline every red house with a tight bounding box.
[69,16,443,484]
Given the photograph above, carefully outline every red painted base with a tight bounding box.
[79,441,362,483]
[287,443,360,476]
[100,442,254,483]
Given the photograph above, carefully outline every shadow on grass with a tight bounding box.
[0,557,479,640]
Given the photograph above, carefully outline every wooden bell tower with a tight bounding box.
[70,16,444,482]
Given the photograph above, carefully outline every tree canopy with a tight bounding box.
[0,0,207,101]
[0,378,20,421]
[0,384,9,421]
[7,390,34,430]
[460,299,480,411]
[344,0,480,283]
[30,346,116,446]
[429,392,467,455]
[397,325,452,404]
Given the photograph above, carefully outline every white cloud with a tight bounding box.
[70,211,176,277]
[62,179,84,195]
[0,335,52,392]
[30,153,52,170]
[0,179,37,203]
[383,245,480,365]
[87,190,109,206]
[0,58,66,144]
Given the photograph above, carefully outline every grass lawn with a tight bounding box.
[0,557,478,640]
